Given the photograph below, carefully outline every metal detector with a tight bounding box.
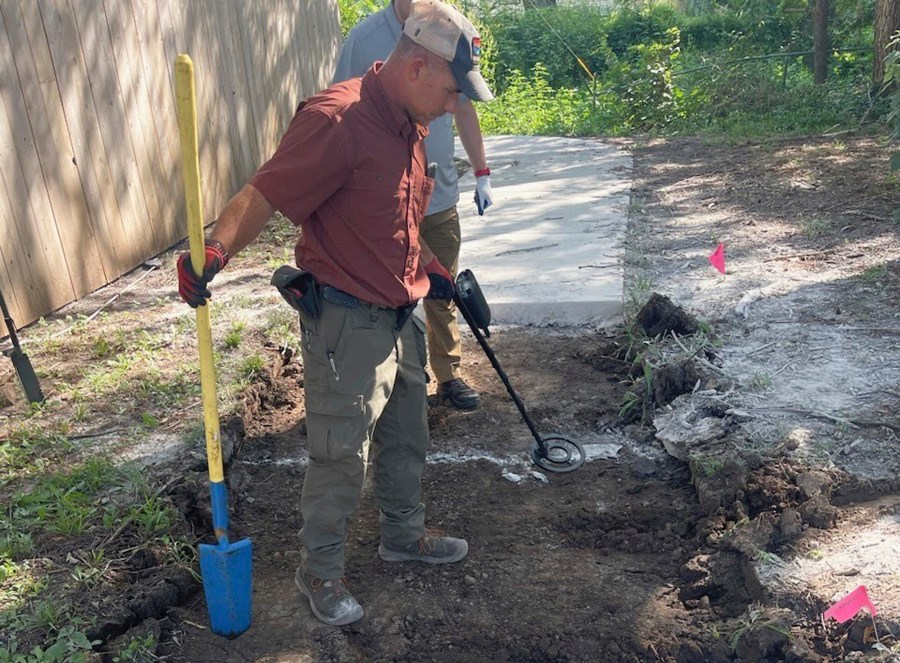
[454,270,585,473]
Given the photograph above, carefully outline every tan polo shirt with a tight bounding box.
[250,63,434,309]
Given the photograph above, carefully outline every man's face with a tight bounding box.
[408,58,460,125]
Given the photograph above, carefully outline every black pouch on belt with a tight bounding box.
[394,303,417,332]
[271,265,320,319]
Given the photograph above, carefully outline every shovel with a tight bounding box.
[0,287,44,405]
[175,54,252,637]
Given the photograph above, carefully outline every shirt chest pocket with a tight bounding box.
[347,168,389,190]
[336,168,402,224]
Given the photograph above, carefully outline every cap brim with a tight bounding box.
[453,67,493,102]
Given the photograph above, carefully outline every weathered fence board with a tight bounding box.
[0,0,341,338]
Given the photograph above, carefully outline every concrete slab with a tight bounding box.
[453,135,632,326]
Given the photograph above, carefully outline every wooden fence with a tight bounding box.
[0,0,341,337]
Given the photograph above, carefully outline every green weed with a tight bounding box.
[71,402,88,422]
[224,321,246,350]
[112,635,157,663]
[0,626,100,663]
[693,456,725,477]
[239,354,266,380]
[802,216,833,239]
[860,264,889,282]
[0,531,34,560]
[729,604,791,651]
[746,372,773,391]
[128,496,176,536]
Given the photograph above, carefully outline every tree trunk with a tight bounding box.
[813,0,830,84]
[873,0,900,87]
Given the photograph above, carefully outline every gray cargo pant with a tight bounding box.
[298,296,430,579]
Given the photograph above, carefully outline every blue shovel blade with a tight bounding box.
[199,537,253,637]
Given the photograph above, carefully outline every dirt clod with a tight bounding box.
[635,292,700,338]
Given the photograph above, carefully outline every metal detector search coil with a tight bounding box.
[453,270,585,473]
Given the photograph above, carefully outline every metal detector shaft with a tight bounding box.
[454,293,547,454]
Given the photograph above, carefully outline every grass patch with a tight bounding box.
[0,456,193,659]
[224,320,246,350]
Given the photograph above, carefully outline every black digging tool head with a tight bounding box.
[8,348,44,405]
[0,288,44,405]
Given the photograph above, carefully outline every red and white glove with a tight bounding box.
[474,168,493,216]
[177,239,229,308]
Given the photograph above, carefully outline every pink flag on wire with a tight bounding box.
[709,243,726,274]
[823,586,878,623]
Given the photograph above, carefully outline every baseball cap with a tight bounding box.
[402,0,494,102]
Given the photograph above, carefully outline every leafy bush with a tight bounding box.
[487,5,614,91]
[606,27,685,131]
[679,11,746,50]
[604,5,680,57]
[477,63,629,136]
[336,0,383,37]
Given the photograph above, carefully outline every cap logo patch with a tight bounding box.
[472,37,481,63]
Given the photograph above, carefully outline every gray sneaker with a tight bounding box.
[294,568,364,626]
[379,529,468,564]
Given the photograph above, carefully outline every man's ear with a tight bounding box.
[409,55,428,82]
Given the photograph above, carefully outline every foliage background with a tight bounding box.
[337,0,892,139]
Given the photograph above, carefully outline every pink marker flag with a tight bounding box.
[709,243,726,274]
[823,586,878,623]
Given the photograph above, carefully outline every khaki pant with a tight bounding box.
[298,298,430,579]
[420,206,462,384]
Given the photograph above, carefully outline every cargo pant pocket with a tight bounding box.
[305,392,366,462]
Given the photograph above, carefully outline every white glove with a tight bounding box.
[474,175,493,216]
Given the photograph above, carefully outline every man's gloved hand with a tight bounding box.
[474,168,493,216]
[177,239,229,308]
[424,257,454,300]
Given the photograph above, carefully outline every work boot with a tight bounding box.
[379,528,468,564]
[438,378,480,410]
[294,568,364,626]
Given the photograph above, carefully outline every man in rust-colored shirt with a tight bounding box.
[176,0,492,627]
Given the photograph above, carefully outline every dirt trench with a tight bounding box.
[97,134,900,662]
[118,320,892,663]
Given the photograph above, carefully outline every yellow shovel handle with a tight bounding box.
[174,54,224,484]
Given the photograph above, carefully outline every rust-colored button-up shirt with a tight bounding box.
[250,63,434,308]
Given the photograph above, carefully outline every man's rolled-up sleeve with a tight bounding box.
[250,108,350,225]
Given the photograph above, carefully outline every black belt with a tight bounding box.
[319,285,416,332]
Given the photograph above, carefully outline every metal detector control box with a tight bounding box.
[455,269,492,337]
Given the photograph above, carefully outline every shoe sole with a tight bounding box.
[439,395,480,411]
[294,569,364,627]
[378,541,468,564]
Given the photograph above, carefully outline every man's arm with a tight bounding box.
[455,97,486,172]
[210,184,274,256]
[175,184,274,308]
[455,97,493,215]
